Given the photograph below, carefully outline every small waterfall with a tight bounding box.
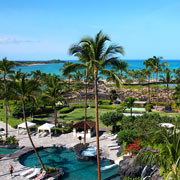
[101,164,117,171]
[141,165,153,180]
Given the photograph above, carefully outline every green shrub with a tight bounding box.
[118,129,137,144]
[3,136,18,145]
[123,177,141,180]
[71,104,86,108]
[98,99,111,105]
[59,106,75,113]
[99,105,117,109]
[100,112,123,129]
[62,126,71,134]
[145,103,153,112]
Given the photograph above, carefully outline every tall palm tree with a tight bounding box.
[70,31,124,180]
[44,74,65,128]
[0,57,14,138]
[124,96,136,116]
[148,56,168,109]
[15,72,45,170]
[144,58,154,103]
[160,68,173,104]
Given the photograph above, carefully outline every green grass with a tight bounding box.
[58,108,113,128]
[150,111,180,118]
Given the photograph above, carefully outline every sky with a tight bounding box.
[0,0,180,60]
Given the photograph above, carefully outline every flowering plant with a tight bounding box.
[124,139,142,157]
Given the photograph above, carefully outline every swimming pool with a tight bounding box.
[20,147,119,180]
[0,147,19,155]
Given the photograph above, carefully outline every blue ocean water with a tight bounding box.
[13,60,180,78]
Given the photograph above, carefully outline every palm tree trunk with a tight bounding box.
[131,107,132,117]
[21,96,45,170]
[54,102,57,127]
[148,75,151,103]
[94,67,101,180]
[156,69,158,110]
[4,75,8,139]
[84,70,87,144]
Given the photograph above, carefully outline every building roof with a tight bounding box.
[73,120,96,129]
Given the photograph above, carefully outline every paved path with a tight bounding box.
[0,121,121,180]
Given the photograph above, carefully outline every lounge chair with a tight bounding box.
[108,134,118,141]
[34,171,46,180]
[25,168,40,179]
[41,132,48,137]
[38,132,44,137]
[107,143,119,147]
[109,146,121,150]
[20,168,34,177]
[0,131,6,136]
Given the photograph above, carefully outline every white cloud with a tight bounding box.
[0,36,39,44]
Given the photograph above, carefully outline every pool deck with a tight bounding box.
[0,121,121,180]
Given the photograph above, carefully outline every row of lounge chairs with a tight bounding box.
[20,168,46,179]
[102,133,121,150]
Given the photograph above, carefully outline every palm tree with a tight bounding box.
[114,60,129,81]
[160,68,173,105]
[124,96,136,116]
[144,58,154,103]
[44,74,65,128]
[15,72,45,170]
[0,57,14,138]
[148,56,168,109]
[70,31,124,180]
[61,62,74,87]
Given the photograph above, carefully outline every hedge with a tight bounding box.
[59,106,75,114]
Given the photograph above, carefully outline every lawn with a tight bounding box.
[58,108,113,128]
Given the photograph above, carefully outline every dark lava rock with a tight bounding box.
[151,169,163,180]
[71,143,91,161]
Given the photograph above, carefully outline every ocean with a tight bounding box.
[13,60,180,78]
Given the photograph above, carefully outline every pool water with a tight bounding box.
[20,147,119,180]
[0,148,19,155]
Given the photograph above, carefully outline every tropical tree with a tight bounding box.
[66,31,124,179]
[144,58,154,103]
[61,62,74,87]
[123,96,136,116]
[44,74,65,128]
[160,68,173,104]
[0,57,14,138]
[14,72,45,170]
[148,56,168,109]
[114,60,129,80]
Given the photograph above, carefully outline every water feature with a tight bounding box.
[0,147,19,155]
[19,147,119,180]
[81,147,97,157]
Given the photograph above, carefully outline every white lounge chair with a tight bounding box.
[42,132,48,137]
[0,131,6,136]
[109,146,121,150]
[108,134,118,141]
[20,168,34,177]
[38,132,44,137]
[25,168,40,179]
[107,143,119,147]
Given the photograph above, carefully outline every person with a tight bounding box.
[9,165,14,177]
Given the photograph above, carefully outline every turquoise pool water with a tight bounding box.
[0,148,19,155]
[125,108,146,112]
[20,147,119,180]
